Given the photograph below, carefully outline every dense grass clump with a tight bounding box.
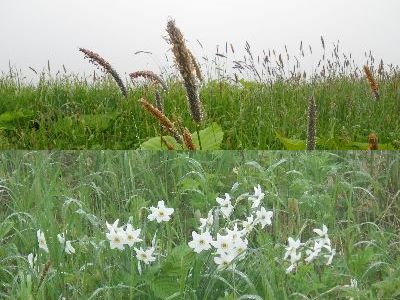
[0,151,399,299]
[0,73,399,149]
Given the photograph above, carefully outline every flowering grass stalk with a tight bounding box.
[166,20,203,124]
[79,48,127,97]
[363,65,380,100]
[129,70,168,91]
[139,98,182,144]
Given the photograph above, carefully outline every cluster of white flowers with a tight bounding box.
[105,200,174,266]
[27,229,76,270]
[284,224,336,273]
[35,229,75,255]
[188,184,274,271]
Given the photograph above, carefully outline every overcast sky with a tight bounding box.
[1,0,399,78]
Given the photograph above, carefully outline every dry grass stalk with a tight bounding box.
[166,20,203,123]
[363,65,380,100]
[183,127,196,150]
[129,70,168,91]
[37,260,52,292]
[368,133,378,150]
[306,96,317,150]
[79,48,127,97]
[139,98,182,143]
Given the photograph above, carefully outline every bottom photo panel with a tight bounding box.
[1,151,399,300]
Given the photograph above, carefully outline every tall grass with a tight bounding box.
[1,33,400,150]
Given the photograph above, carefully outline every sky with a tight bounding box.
[1,0,399,79]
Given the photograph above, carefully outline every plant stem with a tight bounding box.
[196,125,203,150]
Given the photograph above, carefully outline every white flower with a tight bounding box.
[211,233,235,255]
[313,224,331,246]
[135,247,156,265]
[124,224,142,247]
[286,263,296,274]
[147,200,174,223]
[57,233,76,255]
[284,237,302,264]
[199,210,214,232]
[305,240,323,263]
[214,252,236,270]
[216,193,233,219]
[232,237,248,260]
[27,253,37,269]
[188,231,213,253]
[324,248,336,265]
[37,229,49,253]
[226,224,245,244]
[242,215,255,234]
[248,184,265,208]
[106,219,123,233]
[255,207,273,228]
[106,229,126,250]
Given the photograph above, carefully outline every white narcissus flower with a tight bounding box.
[37,229,49,253]
[216,193,233,219]
[188,231,213,253]
[305,240,323,263]
[124,224,142,247]
[211,233,235,255]
[242,215,255,234]
[324,248,336,265]
[248,184,265,208]
[106,229,126,250]
[255,207,273,228]
[286,263,296,274]
[214,252,236,270]
[226,224,245,245]
[147,200,174,223]
[284,237,302,264]
[135,247,156,265]
[313,224,331,246]
[199,210,214,232]
[27,253,37,269]
[106,219,123,232]
[232,237,248,260]
[57,233,76,255]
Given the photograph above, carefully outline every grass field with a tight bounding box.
[1,73,399,150]
[1,151,399,299]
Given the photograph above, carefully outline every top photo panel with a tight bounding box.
[1,0,399,150]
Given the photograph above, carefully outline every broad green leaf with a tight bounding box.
[140,123,224,150]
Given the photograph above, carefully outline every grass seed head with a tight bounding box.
[129,70,168,91]
[183,127,196,150]
[79,48,127,97]
[368,133,378,150]
[363,65,380,100]
[166,20,203,123]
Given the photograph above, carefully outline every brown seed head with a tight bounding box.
[363,65,380,100]
[79,48,127,97]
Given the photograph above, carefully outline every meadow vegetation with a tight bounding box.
[0,151,399,299]
[0,21,399,150]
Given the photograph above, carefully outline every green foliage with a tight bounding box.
[0,75,400,149]
[0,151,400,299]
